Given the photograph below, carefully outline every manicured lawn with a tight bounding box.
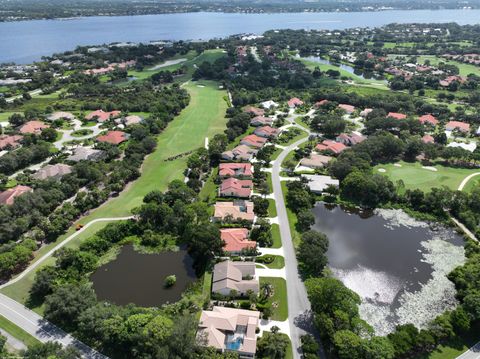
[271,224,282,249]
[258,331,293,359]
[259,255,285,269]
[259,277,288,321]
[281,181,301,247]
[268,198,277,217]
[1,80,228,306]
[374,161,480,193]
[0,315,40,347]
[418,55,480,77]
[278,128,309,146]
[202,271,213,301]
[199,168,218,204]
[0,111,22,122]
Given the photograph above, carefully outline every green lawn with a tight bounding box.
[258,331,293,359]
[0,111,22,122]
[418,325,480,359]
[257,255,285,269]
[1,80,228,306]
[271,224,282,249]
[374,161,480,193]
[259,277,288,321]
[417,55,480,77]
[268,198,277,217]
[0,315,40,347]
[281,181,301,247]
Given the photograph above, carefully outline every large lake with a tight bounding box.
[2,9,480,64]
[312,204,465,335]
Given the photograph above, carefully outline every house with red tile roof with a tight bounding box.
[97,130,128,145]
[19,121,49,135]
[336,133,365,146]
[446,121,470,133]
[422,134,435,144]
[0,185,33,205]
[219,178,253,198]
[314,99,329,108]
[0,135,23,150]
[439,75,466,87]
[418,114,439,126]
[221,145,257,162]
[338,104,355,114]
[219,163,253,178]
[220,228,256,254]
[250,116,274,127]
[387,112,407,120]
[85,110,121,123]
[244,106,265,117]
[240,134,268,148]
[316,140,347,155]
[288,97,304,108]
[254,126,281,139]
[213,200,255,222]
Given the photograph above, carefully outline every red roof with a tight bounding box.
[0,185,32,205]
[240,134,268,148]
[85,110,121,122]
[254,126,280,138]
[446,121,470,132]
[316,140,347,154]
[422,134,435,144]
[314,99,329,108]
[387,112,407,120]
[19,121,49,134]
[338,104,355,113]
[97,131,128,145]
[418,114,439,126]
[220,228,256,253]
[288,97,304,108]
[219,163,253,178]
[244,106,265,116]
[0,135,23,150]
[219,178,253,198]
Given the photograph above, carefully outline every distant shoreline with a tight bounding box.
[0,7,477,23]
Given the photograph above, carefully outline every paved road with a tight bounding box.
[271,135,319,359]
[0,293,107,358]
[457,342,480,359]
[0,216,133,289]
[458,172,480,191]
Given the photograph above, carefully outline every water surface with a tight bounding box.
[90,245,196,307]
[312,204,465,335]
[2,10,480,63]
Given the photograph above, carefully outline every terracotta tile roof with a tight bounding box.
[387,112,407,120]
[221,145,257,161]
[214,201,254,222]
[97,130,128,145]
[0,185,32,205]
[315,140,347,154]
[418,114,439,126]
[422,134,435,144]
[244,106,265,116]
[219,178,253,198]
[240,134,268,148]
[250,116,273,127]
[219,163,253,178]
[0,135,23,150]
[19,121,49,134]
[254,126,280,138]
[446,121,470,132]
[288,97,304,108]
[86,110,121,122]
[220,228,256,253]
[338,104,355,113]
[314,99,329,108]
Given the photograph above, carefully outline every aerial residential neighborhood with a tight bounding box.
[0,4,480,359]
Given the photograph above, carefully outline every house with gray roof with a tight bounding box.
[212,261,259,297]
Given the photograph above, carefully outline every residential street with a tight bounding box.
[456,342,480,359]
[0,293,107,358]
[271,135,320,359]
